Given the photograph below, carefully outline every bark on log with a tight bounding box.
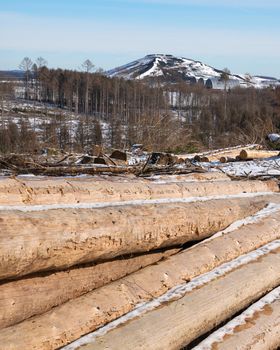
[1,207,280,350]
[0,197,269,280]
[0,248,179,329]
[88,249,280,350]
[19,165,132,176]
[193,155,201,162]
[0,177,277,206]
[219,156,236,163]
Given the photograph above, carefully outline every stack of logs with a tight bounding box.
[0,173,280,349]
[191,149,280,163]
[220,149,280,163]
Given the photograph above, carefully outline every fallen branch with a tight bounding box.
[14,165,133,176]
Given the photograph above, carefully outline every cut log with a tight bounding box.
[1,207,280,350]
[93,157,106,165]
[199,146,259,162]
[0,197,269,279]
[194,286,280,350]
[0,248,179,329]
[209,151,244,162]
[86,247,280,350]
[20,165,132,176]
[149,153,177,165]
[239,149,280,160]
[110,150,127,162]
[180,145,257,162]
[193,155,201,162]
[0,177,277,206]
[211,305,280,350]
[190,146,277,162]
[219,156,236,163]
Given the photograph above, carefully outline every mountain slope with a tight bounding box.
[107,54,223,80]
[107,54,280,89]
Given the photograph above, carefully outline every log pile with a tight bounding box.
[88,247,280,350]
[219,148,280,163]
[0,174,279,350]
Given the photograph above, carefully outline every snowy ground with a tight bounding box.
[0,99,110,143]
[196,157,280,178]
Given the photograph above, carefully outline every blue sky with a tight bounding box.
[0,0,280,76]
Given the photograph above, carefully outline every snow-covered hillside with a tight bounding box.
[107,54,280,90]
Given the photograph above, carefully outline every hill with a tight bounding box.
[107,54,280,89]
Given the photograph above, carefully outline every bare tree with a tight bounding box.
[36,57,48,69]
[23,63,280,152]
[0,82,13,120]
[220,68,231,91]
[244,72,252,87]
[19,57,33,100]
[219,68,231,124]
[81,59,94,146]
[82,59,94,116]
[32,63,39,101]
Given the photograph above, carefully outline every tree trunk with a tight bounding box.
[1,208,280,349]
[197,287,280,350]
[239,149,280,160]
[0,248,179,329]
[0,177,276,206]
[90,248,280,350]
[0,197,268,279]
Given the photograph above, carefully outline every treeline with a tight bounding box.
[0,57,279,154]
[174,84,280,148]
[12,59,191,152]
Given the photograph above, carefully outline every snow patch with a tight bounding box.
[138,57,163,79]
[218,158,280,177]
[0,191,273,212]
[106,54,280,89]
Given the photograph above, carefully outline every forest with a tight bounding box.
[0,58,280,154]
